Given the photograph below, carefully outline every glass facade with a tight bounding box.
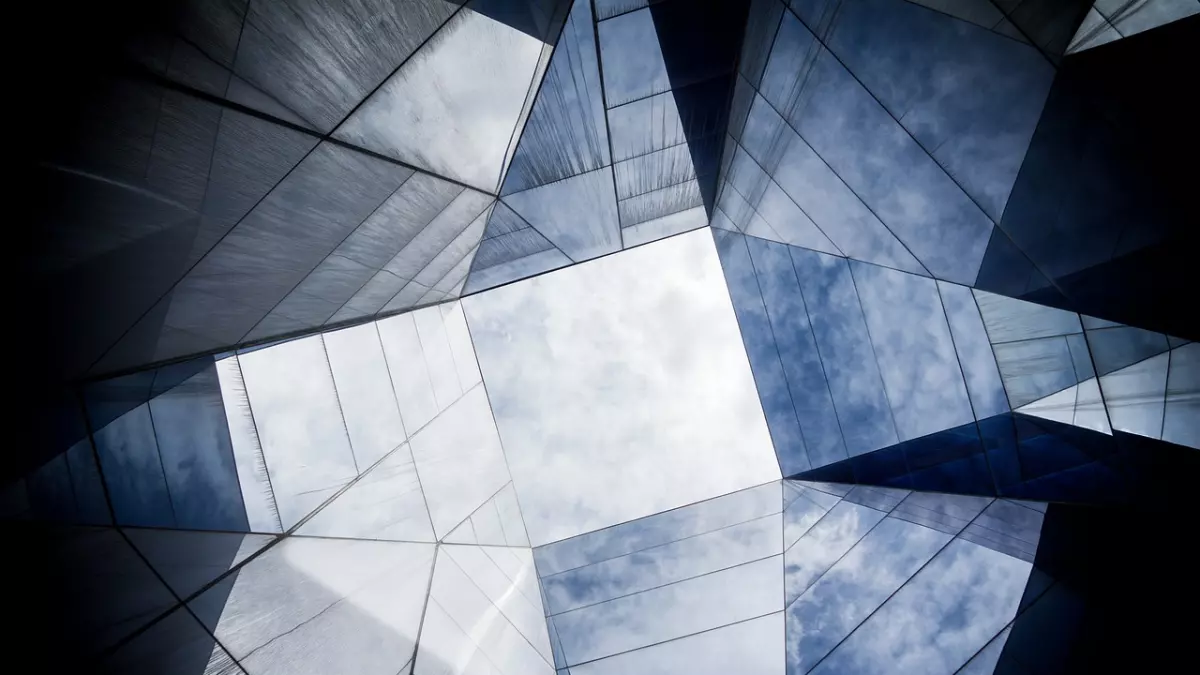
[10,1,1198,673]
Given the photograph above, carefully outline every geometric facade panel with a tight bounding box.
[715,228,1010,476]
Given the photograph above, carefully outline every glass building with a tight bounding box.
[9,1,1198,673]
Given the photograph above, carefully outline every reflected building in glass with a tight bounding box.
[9,1,1198,674]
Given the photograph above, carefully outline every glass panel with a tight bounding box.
[842,485,910,513]
[171,143,410,347]
[713,229,809,477]
[503,166,621,261]
[891,492,993,537]
[785,500,886,606]
[377,312,440,433]
[1104,0,1199,37]
[92,403,173,528]
[542,513,782,615]
[739,94,927,275]
[783,483,841,550]
[32,526,178,655]
[534,482,781,577]
[851,261,973,441]
[973,290,1082,344]
[956,624,1013,675]
[191,537,434,675]
[334,7,546,191]
[618,178,704,228]
[443,482,531,547]
[501,0,609,194]
[790,247,899,455]
[762,13,993,284]
[465,230,780,546]
[1098,351,1168,439]
[748,175,842,255]
[786,516,952,674]
[1162,343,1199,449]
[959,499,1045,563]
[233,0,458,131]
[148,364,249,531]
[417,546,554,675]
[570,612,784,675]
[811,539,1032,675]
[608,92,688,162]
[1086,324,1170,376]
[214,355,283,533]
[442,544,554,663]
[597,9,670,107]
[296,443,434,542]
[745,236,846,472]
[937,281,1009,418]
[622,205,708,248]
[553,555,783,665]
[407,386,510,540]
[124,529,274,598]
[340,172,463,272]
[993,336,1080,408]
[67,439,113,525]
[412,305,467,410]
[823,0,1053,220]
[101,604,248,675]
[323,323,408,468]
[237,335,358,530]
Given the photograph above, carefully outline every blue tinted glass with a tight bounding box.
[790,248,898,455]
